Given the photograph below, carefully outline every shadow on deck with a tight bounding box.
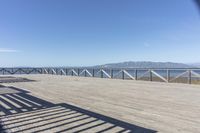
[0,85,156,133]
[0,76,36,83]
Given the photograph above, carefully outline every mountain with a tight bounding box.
[93,61,193,68]
[188,63,200,68]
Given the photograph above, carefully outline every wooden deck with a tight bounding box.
[0,75,200,133]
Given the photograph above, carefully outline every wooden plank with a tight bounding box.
[2,75,200,133]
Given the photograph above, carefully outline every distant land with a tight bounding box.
[93,61,198,68]
[8,61,200,68]
[189,63,200,67]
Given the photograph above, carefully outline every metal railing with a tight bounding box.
[1,67,200,84]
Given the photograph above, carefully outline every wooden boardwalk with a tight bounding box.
[0,75,200,133]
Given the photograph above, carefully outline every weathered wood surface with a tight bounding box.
[1,75,200,133]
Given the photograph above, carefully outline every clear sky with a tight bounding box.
[0,0,200,67]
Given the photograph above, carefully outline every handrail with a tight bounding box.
[0,67,200,84]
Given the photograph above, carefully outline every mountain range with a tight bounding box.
[93,61,198,68]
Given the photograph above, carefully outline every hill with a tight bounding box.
[93,61,192,68]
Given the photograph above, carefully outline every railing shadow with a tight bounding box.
[0,86,157,133]
[0,76,36,83]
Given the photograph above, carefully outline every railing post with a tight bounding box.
[84,69,87,77]
[101,69,103,78]
[71,70,74,76]
[19,68,22,74]
[56,68,58,75]
[3,68,5,75]
[111,69,113,78]
[59,69,61,75]
[60,69,63,75]
[40,68,43,74]
[188,70,192,84]
[77,68,80,76]
[122,70,125,80]
[65,68,68,75]
[150,69,152,81]
[12,68,14,74]
[92,69,95,77]
[167,69,170,83]
[135,69,137,80]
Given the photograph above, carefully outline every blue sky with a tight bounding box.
[0,0,200,67]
